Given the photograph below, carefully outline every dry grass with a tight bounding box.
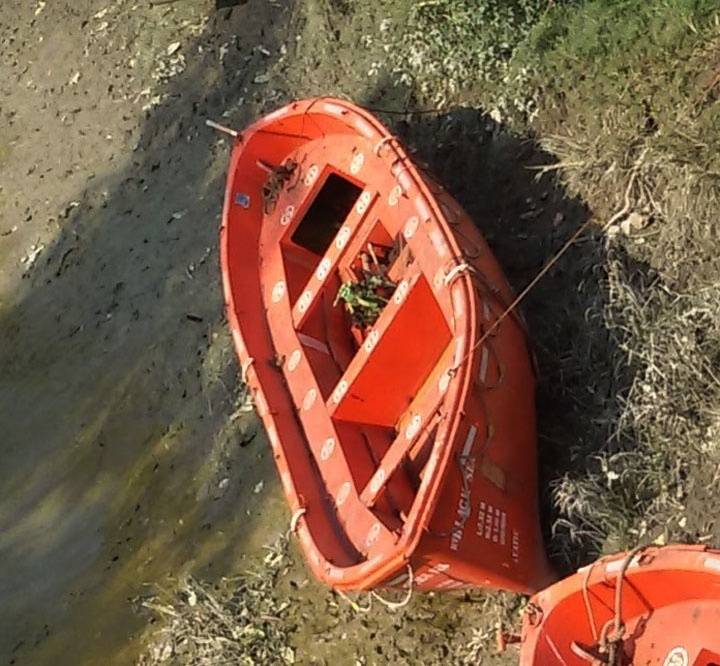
[137,537,295,666]
[547,244,720,565]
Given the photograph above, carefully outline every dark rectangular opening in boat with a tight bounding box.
[291,173,363,256]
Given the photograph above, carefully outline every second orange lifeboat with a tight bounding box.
[520,544,720,665]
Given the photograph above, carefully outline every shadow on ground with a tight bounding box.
[0,3,293,664]
[383,104,651,572]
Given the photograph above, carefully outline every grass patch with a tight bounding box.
[521,1,720,286]
[137,538,296,665]
[546,248,720,567]
[392,0,552,103]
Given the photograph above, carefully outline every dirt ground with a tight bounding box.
[2,1,719,666]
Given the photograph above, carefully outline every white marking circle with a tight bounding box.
[393,280,409,305]
[280,204,295,226]
[298,290,313,313]
[336,481,351,506]
[316,258,331,281]
[304,164,319,187]
[356,191,372,215]
[663,647,688,666]
[350,152,365,175]
[403,216,419,240]
[365,522,381,547]
[271,281,286,303]
[335,226,351,249]
[405,414,422,439]
[287,349,301,372]
[320,437,335,461]
[332,380,348,404]
[302,388,317,411]
[364,329,380,352]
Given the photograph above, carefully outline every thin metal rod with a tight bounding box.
[205,119,239,138]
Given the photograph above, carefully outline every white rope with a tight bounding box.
[335,589,373,614]
[370,564,414,610]
[288,506,306,534]
[335,564,415,614]
[240,356,255,379]
[373,135,396,156]
[443,262,474,285]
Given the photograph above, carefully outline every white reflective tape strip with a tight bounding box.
[405,414,421,440]
[438,372,451,393]
[354,118,375,138]
[452,288,464,317]
[280,205,295,226]
[263,107,287,122]
[397,170,413,192]
[403,216,419,240]
[429,229,448,257]
[323,102,344,115]
[605,556,640,575]
[388,184,402,206]
[703,556,720,572]
[461,425,478,458]
[271,281,286,303]
[332,380,348,404]
[479,346,489,382]
[356,190,372,215]
[453,335,465,365]
[327,567,345,580]
[320,437,335,461]
[364,329,380,352]
[232,328,245,355]
[254,390,268,416]
[415,196,431,221]
[365,522,381,547]
[393,280,409,305]
[359,553,384,574]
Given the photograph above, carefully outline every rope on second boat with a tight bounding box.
[571,545,648,665]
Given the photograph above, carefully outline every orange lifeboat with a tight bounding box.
[219,98,554,593]
[519,544,720,665]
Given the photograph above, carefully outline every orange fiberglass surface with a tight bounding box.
[519,544,720,665]
[219,98,555,593]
